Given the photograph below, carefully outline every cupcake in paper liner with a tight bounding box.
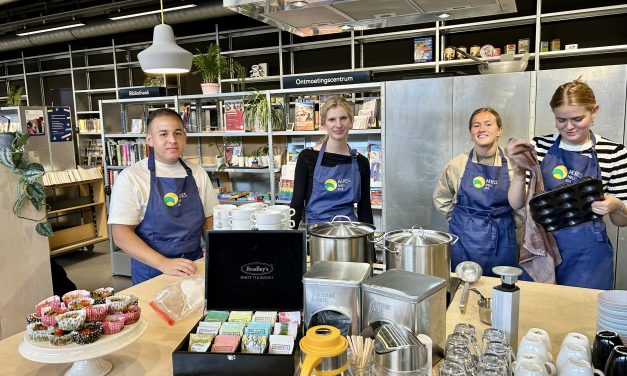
[40,305,69,327]
[68,297,95,311]
[103,314,126,335]
[27,322,50,342]
[56,310,86,331]
[26,313,40,325]
[48,327,74,346]
[86,304,108,322]
[91,287,115,305]
[62,290,91,306]
[73,321,103,345]
[106,295,131,312]
[127,294,139,306]
[122,305,141,325]
[35,295,61,316]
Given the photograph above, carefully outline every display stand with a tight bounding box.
[18,318,147,376]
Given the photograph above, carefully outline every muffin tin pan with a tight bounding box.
[529,177,604,232]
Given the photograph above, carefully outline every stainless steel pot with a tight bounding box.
[381,226,458,291]
[307,216,376,267]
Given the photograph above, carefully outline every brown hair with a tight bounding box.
[549,79,597,111]
[319,96,354,143]
[468,107,502,132]
[146,108,184,131]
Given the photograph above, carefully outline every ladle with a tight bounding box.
[455,261,483,314]
[469,288,486,300]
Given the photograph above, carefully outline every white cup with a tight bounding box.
[251,224,283,230]
[513,353,557,376]
[229,219,253,230]
[270,205,296,217]
[283,220,296,230]
[562,333,591,359]
[229,206,257,220]
[241,202,267,211]
[558,357,604,376]
[527,328,552,353]
[518,334,553,363]
[556,343,590,370]
[251,210,287,225]
[214,219,231,229]
[515,362,548,376]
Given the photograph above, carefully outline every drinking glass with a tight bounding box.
[482,328,507,353]
[438,359,468,376]
[447,346,478,375]
[485,341,516,374]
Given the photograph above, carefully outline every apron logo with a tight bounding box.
[552,165,568,179]
[473,176,486,188]
[163,192,179,206]
[324,178,337,191]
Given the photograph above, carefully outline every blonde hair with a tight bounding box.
[550,79,597,111]
[468,107,502,132]
[319,96,354,144]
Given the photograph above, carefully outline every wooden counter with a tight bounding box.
[0,260,600,375]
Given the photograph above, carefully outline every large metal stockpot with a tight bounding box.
[307,216,376,268]
[382,226,458,291]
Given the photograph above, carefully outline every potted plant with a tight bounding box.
[143,73,165,87]
[6,84,24,106]
[192,44,230,94]
[208,141,226,170]
[243,90,284,132]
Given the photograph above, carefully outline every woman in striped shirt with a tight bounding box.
[508,79,627,289]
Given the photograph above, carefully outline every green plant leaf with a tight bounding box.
[0,148,14,168]
[26,182,46,210]
[36,222,54,237]
[12,194,27,216]
[22,163,45,183]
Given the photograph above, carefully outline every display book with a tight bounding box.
[42,166,102,186]
[172,230,307,376]
[292,95,379,131]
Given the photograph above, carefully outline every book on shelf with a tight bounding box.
[78,118,101,133]
[287,137,306,164]
[130,119,144,134]
[359,97,379,129]
[108,169,120,187]
[223,99,245,132]
[42,166,103,186]
[82,139,103,166]
[295,98,315,131]
[278,164,296,202]
[368,143,382,188]
[106,139,150,166]
[370,188,382,206]
[223,137,243,167]
[413,37,433,63]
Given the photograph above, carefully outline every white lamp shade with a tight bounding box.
[138,24,192,74]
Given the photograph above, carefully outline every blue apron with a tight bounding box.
[132,153,205,285]
[449,148,517,277]
[541,133,614,290]
[305,142,361,225]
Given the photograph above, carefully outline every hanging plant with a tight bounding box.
[6,84,24,106]
[0,132,52,236]
[243,90,284,132]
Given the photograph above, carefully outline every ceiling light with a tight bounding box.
[109,4,197,21]
[339,25,353,31]
[137,0,192,74]
[438,13,452,19]
[288,1,308,9]
[17,22,85,36]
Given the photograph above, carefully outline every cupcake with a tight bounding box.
[68,298,95,311]
[48,327,73,346]
[127,294,139,306]
[73,322,103,345]
[103,314,126,335]
[40,305,69,327]
[26,313,40,325]
[86,304,108,322]
[106,295,131,312]
[122,305,141,325]
[91,287,114,305]
[26,322,50,342]
[62,290,91,306]
[56,310,86,331]
[35,295,61,316]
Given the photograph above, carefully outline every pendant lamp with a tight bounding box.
[137,0,192,74]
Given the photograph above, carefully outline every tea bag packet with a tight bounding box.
[211,334,241,353]
[252,311,277,324]
[278,311,301,325]
[197,321,221,335]
[219,321,246,336]
[188,333,214,352]
[245,321,272,337]
[228,310,253,324]
[203,310,229,322]
[273,322,298,339]
[269,334,295,355]
[242,334,268,353]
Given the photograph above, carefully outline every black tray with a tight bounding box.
[529,177,604,232]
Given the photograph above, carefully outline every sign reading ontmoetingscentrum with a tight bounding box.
[282,71,371,89]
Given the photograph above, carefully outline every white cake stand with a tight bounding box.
[18,318,148,376]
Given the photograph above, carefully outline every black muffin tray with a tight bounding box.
[529,177,604,232]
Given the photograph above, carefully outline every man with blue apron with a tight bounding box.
[449,148,517,277]
[540,134,613,290]
[132,152,205,284]
[305,142,361,224]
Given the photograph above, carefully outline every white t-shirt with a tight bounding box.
[108,158,218,225]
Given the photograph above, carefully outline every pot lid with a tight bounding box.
[384,226,453,246]
[307,215,376,238]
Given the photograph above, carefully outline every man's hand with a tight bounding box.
[157,257,197,277]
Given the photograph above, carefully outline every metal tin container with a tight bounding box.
[303,261,371,336]
[361,270,447,356]
[456,46,467,59]
[307,216,376,268]
[470,45,481,57]
[374,322,429,374]
[505,44,516,54]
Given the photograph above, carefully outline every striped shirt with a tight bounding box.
[532,133,627,201]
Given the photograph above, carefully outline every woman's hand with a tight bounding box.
[591,194,623,216]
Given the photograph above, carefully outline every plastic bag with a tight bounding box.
[149,275,204,326]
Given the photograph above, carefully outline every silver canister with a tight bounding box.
[303,261,372,336]
[307,216,376,268]
[361,270,447,357]
[374,322,429,375]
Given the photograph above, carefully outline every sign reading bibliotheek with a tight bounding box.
[282,71,371,89]
[119,87,166,99]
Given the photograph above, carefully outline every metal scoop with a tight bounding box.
[455,261,483,314]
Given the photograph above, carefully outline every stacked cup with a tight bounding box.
[250,208,288,230]
[229,206,258,230]
[213,204,236,230]
[267,205,296,229]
